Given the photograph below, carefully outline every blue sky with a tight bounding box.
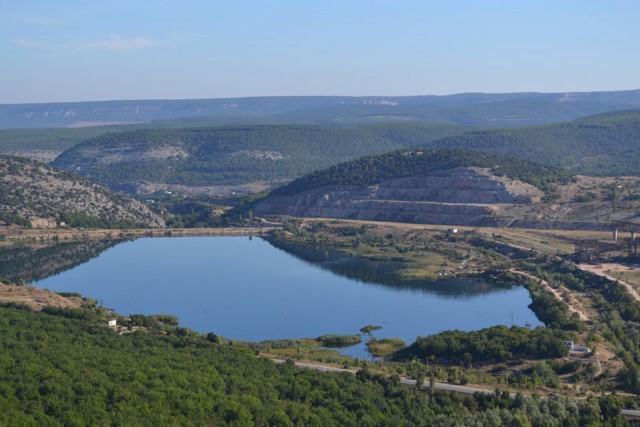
[1,0,639,103]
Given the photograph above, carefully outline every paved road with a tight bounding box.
[272,359,497,395]
[271,358,640,418]
[622,409,640,417]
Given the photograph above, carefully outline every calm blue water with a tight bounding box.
[32,236,542,358]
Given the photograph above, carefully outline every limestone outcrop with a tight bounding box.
[254,167,541,226]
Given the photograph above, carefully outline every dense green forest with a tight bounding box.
[0,105,634,206]
[51,124,469,191]
[0,303,632,426]
[396,326,569,364]
[0,118,284,156]
[269,148,573,197]
[422,108,640,176]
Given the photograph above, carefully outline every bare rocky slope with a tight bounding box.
[254,167,541,226]
[252,149,640,229]
[0,155,164,228]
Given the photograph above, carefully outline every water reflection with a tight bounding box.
[0,239,126,283]
[27,236,542,358]
[265,237,509,298]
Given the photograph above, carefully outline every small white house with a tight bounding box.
[564,340,591,353]
[108,319,117,327]
[571,346,591,353]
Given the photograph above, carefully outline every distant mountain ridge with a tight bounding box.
[2,89,640,129]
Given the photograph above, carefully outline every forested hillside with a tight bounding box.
[3,93,640,163]
[269,148,572,197]
[47,108,640,197]
[51,124,469,193]
[0,303,629,425]
[423,108,640,176]
[0,155,164,228]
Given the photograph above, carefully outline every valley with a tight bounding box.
[5,1,640,423]
[2,218,639,396]
[3,97,640,425]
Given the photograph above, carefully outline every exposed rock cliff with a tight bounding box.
[254,167,541,226]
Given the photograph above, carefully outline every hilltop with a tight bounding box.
[0,155,164,228]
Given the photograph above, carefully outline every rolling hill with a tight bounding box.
[51,124,469,194]
[251,149,577,227]
[0,155,164,228]
[50,108,640,197]
[420,108,640,176]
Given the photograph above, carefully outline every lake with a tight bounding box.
[31,236,542,358]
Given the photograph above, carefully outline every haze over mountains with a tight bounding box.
[2,89,640,129]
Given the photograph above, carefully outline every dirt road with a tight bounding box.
[578,263,640,302]
[512,270,590,321]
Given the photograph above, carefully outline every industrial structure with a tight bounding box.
[574,221,640,262]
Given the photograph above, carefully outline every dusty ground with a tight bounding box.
[303,218,612,256]
[494,175,640,223]
[0,282,84,311]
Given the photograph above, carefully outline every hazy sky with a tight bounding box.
[1,0,639,104]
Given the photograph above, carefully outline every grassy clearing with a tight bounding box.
[367,338,405,356]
